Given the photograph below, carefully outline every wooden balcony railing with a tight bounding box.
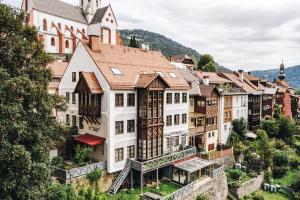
[79,105,101,117]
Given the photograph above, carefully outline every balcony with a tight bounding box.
[131,146,197,172]
[79,105,101,117]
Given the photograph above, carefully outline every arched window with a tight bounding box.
[82,29,85,34]
[58,23,61,30]
[65,40,70,49]
[43,19,47,31]
[51,37,55,46]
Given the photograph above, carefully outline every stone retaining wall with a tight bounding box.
[229,173,264,199]
[185,171,228,200]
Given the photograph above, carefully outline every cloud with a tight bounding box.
[4,0,300,70]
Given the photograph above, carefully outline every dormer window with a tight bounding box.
[169,72,177,78]
[111,67,122,75]
[156,72,164,77]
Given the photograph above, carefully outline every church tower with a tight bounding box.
[79,0,101,23]
[278,60,286,80]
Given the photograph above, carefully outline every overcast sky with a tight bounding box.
[3,0,300,71]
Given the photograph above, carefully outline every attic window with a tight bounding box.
[156,72,164,77]
[106,18,109,22]
[111,20,114,23]
[109,13,111,16]
[169,72,177,78]
[111,67,122,75]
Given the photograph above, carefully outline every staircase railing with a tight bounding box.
[108,159,132,195]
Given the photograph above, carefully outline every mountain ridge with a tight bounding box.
[252,65,300,88]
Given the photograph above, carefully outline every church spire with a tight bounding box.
[278,60,286,80]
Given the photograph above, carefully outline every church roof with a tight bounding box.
[32,0,88,24]
[90,6,109,24]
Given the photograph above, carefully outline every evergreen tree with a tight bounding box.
[129,35,139,48]
[197,54,217,72]
[0,5,65,199]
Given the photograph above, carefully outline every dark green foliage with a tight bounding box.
[46,183,78,200]
[274,104,281,120]
[51,156,65,169]
[272,151,289,178]
[260,120,279,138]
[278,116,296,144]
[0,4,66,199]
[129,35,139,48]
[252,194,265,200]
[197,54,217,72]
[272,166,289,178]
[232,118,248,138]
[256,130,273,169]
[87,169,102,188]
[74,145,93,166]
[226,169,245,181]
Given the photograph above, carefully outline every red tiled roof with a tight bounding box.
[82,41,189,90]
[47,61,68,77]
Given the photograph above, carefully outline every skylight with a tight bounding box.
[111,67,122,75]
[156,71,164,77]
[169,72,177,78]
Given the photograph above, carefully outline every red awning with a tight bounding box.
[74,134,105,147]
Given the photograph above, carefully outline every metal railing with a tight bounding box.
[163,182,195,200]
[131,146,197,172]
[52,161,107,180]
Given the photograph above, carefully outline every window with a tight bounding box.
[174,136,180,146]
[51,37,55,46]
[115,94,124,107]
[174,93,180,104]
[79,117,84,129]
[115,121,124,135]
[111,20,114,23]
[167,93,172,104]
[66,114,70,126]
[115,148,124,162]
[66,92,70,103]
[72,72,76,82]
[72,115,77,127]
[127,145,135,159]
[70,26,74,31]
[169,72,176,78]
[224,125,227,131]
[72,93,76,104]
[58,23,61,30]
[182,114,187,124]
[166,115,172,126]
[82,29,85,34]
[208,132,211,138]
[65,40,70,49]
[127,120,135,133]
[111,67,122,75]
[127,93,135,107]
[43,19,47,31]
[212,132,215,137]
[174,114,180,125]
[182,93,187,103]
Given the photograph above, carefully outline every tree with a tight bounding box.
[74,145,93,166]
[273,104,281,120]
[197,54,217,72]
[232,118,248,139]
[277,116,296,144]
[0,5,65,199]
[86,169,102,188]
[256,130,273,170]
[129,35,139,48]
[260,120,279,138]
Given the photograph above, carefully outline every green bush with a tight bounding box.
[272,166,289,178]
[87,169,102,188]
[273,151,289,167]
[46,183,78,200]
[74,145,93,166]
[51,156,65,169]
[290,156,300,169]
[226,168,245,181]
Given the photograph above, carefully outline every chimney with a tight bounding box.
[203,75,210,85]
[238,70,244,82]
[89,35,100,52]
